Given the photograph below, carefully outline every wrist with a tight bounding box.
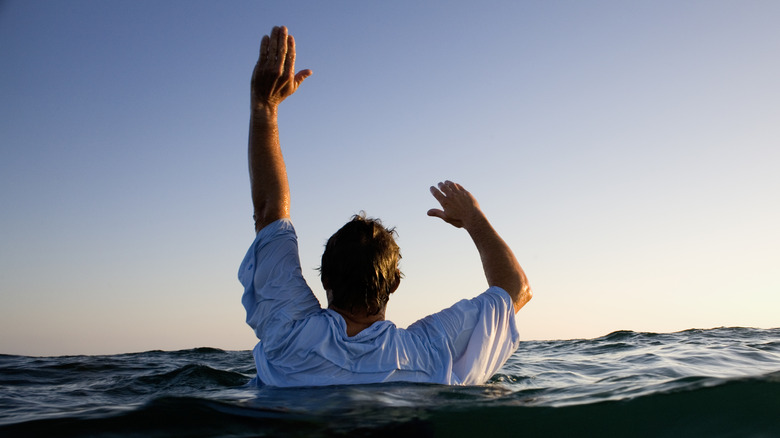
[251,101,279,120]
[462,211,490,234]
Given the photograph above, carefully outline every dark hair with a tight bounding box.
[319,214,402,316]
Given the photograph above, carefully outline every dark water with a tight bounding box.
[1,327,779,437]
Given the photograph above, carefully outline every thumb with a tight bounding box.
[427,209,445,220]
[428,209,463,228]
[294,69,313,87]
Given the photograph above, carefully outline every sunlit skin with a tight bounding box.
[249,26,311,232]
[249,26,531,337]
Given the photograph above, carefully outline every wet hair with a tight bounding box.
[319,214,402,316]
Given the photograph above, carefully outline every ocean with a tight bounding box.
[1,327,778,437]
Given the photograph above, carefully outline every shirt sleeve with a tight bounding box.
[406,286,521,385]
[238,219,321,346]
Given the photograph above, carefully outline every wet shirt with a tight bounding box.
[239,219,521,387]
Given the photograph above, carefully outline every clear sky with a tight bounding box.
[1,1,778,356]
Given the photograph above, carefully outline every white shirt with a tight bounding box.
[239,219,520,387]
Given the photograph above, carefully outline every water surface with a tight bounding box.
[1,327,779,437]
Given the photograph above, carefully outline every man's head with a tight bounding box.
[320,214,402,316]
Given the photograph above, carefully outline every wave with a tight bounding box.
[133,363,249,390]
[2,327,779,436]
[2,371,778,437]
[0,355,250,388]
[0,353,254,427]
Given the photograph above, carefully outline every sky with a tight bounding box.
[1,0,778,356]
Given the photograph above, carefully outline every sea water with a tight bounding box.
[1,327,779,437]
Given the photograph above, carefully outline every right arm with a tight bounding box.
[427,181,532,313]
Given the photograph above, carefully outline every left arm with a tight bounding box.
[248,26,312,232]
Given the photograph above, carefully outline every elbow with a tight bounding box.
[512,282,532,313]
[522,284,533,304]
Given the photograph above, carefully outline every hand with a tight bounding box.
[251,26,312,110]
[427,181,484,229]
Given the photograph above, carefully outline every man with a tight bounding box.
[239,26,532,387]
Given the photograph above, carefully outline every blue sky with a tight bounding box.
[1,1,778,355]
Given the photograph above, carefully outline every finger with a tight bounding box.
[277,26,288,53]
[429,185,446,202]
[438,181,455,195]
[444,180,466,196]
[284,35,296,78]
[275,27,288,74]
[266,26,281,68]
[259,35,269,65]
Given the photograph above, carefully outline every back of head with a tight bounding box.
[320,214,401,316]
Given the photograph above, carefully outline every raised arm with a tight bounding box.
[249,26,312,232]
[427,181,532,313]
